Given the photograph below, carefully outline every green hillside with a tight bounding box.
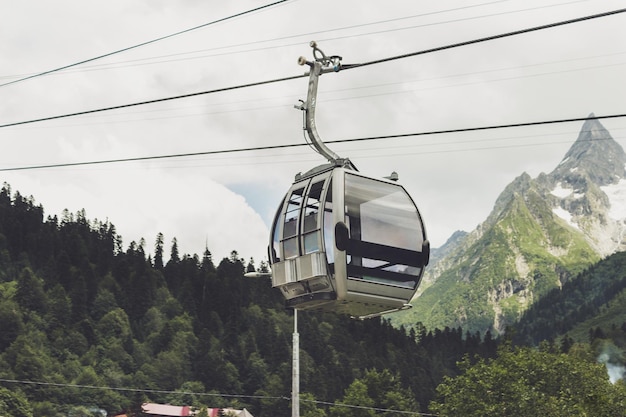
[568,288,626,345]
[513,251,626,346]
[392,177,599,335]
[390,117,626,337]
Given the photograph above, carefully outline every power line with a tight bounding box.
[1,114,623,172]
[0,378,436,416]
[2,7,624,130]
[306,398,438,416]
[0,377,283,401]
[0,0,291,88]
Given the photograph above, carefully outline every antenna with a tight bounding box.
[296,42,354,169]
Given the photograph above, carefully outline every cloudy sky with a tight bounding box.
[1,0,625,264]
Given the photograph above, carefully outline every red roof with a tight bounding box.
[117,403,242,417]
[143,403,191,416]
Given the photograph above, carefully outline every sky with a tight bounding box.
[1,0,625,265]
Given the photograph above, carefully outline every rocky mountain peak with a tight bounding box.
[550,114,626,187]
[401,114,625,335]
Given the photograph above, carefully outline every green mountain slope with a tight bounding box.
[394,174,599,334]
[391,116,622,335]
[512,251,626,346]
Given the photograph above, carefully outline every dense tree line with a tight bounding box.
[512,251,626,346]
[431,342,626,416]
[0,184,501,416]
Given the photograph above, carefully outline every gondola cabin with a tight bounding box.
[269,164,429,318]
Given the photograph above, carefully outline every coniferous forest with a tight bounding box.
[2,183,626,417]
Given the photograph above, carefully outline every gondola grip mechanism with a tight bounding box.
[296,42,354,169]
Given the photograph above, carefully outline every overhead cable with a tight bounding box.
[306,398,439,416]
[342,7,626,70]
[1,114,623,172]
[2,0,523,77]
[3,0,593,78]
[1,7,624,129]
[0,377,435,416]
[0,74,306,129]
[0,0,291,88]
[0,0,509,79]
[0,377,283,401]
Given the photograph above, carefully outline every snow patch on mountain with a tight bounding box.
[601,178,626,220]
[586,173,626,256]
[553,207,579,230]
[551,183,573,198]
[550,182,584,200]
[550,183,583,230]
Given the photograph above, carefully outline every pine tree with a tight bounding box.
[154,233,164,269]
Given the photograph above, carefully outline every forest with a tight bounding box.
[1,183,625,417]
[512,250,626,345]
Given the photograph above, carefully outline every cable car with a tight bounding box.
[267,42,429,319]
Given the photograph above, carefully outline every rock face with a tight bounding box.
[392,115,626,335]
[551,114,626,187]
[546,115,626,256]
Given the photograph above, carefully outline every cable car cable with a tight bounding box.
[0,0,568,80]
[0,0,292,89]
[340,7,626,71]
[0,0,508,79]
[1,7,623,129]
[0,73,307,129]
[328,113,626,143]
[10,52,623,131]
[20,0,598,80]
[1,113,624,172]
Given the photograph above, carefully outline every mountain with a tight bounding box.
[391,114,626,335]
[548,114,626,255]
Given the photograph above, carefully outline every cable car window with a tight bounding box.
[283,187,305,259]
[304,181,323,232]
[323,179,334,264]
[303,181,324,254]
[271,209,282,263]
[344,173,424,288]
[303,233,319,254]
[283,238,298,260]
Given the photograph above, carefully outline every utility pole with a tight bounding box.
[292,309,300,417]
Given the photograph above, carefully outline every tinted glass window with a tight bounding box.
[323,179,334,264]
[282,187,305,259]
[303,181,324,254]
[344,173,425,287]
[345,175,422,248]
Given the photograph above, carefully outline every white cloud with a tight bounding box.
[2,0,626,259]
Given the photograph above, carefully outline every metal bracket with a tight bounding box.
[296,41,353,168]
